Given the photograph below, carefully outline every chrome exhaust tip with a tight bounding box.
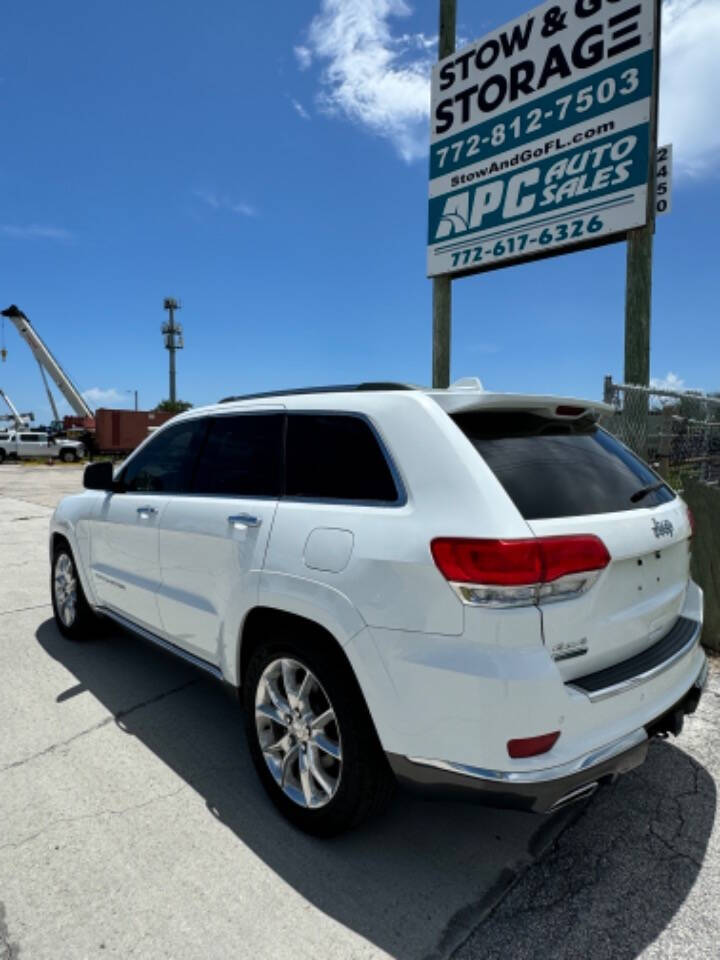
[549,781,599,812]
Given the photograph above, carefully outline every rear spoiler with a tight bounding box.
[427,389,614,418]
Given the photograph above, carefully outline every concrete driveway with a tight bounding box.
[0,463,718,959]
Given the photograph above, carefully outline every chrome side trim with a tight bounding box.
[406,727,648,785]
[99,608,223,680]
[568,619,702,703]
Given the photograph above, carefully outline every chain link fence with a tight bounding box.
[600,376,720,488]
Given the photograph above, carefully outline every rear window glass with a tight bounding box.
[286,414,399,503]
[453,412,675,520]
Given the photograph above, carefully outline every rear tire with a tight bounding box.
[51,543,96,640]
[60,449,76,463]
[0,449,5,464]
[243,630,395,836]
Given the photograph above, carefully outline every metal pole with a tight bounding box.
[163,298,182,406]
[134,390,138,412]
[168,304,177,404]
[432,0,456,389]
[624,0,661,388]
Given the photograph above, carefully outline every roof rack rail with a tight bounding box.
[218,382,417,404]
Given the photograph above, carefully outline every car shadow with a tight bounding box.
[36,619,716,960]
[456,730,718,960]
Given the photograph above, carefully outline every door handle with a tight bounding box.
[137,506,157,518]
[228,514,261,529]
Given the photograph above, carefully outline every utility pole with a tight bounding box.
[624,0,661,389]
[432,0,456,389]
[162,298,183,404]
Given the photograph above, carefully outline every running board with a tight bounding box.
[99,608,224,681]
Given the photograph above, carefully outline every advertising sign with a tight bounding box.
[428,0,657,277]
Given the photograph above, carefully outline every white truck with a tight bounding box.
[0,430,85,463]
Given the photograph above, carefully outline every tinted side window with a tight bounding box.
[286,414,399,502]
[193,414,283,497]
[121,419,206,493]
[20,434,39,442]
[453,412,675,520]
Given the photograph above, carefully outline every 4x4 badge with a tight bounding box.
[652,518,674,538]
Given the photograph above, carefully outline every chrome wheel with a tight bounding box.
[255,657,342,809]
[54,553,78,628]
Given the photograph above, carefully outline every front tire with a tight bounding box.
[51,544,95,639]
[60,449,76,463]
[243,632,394,836]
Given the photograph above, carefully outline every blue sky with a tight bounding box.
[2,0,718,423]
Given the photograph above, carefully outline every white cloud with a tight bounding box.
[294,45,313,70]
[292,98,311,120]
[650,372,686,393]
[0,224,72,241]
[194,189,220,210]
[230,202,256,217]
[82,387,132,408]
[194,190,256,217]
[297,0,720,173]
[659,0,720,175]
[301,0,435,162]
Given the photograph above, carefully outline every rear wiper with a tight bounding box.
[630,480,667,503]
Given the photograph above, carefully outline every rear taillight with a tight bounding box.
[430,538,542,585]
[540,536,610,582]
[431,535,610,608]
[686,505,695,539]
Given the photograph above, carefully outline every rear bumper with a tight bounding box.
[388,656,708,814]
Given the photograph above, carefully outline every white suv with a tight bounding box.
[49,381,707,835]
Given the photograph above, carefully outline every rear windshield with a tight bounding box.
[453,411,675,520]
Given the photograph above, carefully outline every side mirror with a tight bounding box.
[84,460,115,491]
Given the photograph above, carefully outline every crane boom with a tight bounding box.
[0,305,93,418]
[0,388,33,428]
[36,360,61,423]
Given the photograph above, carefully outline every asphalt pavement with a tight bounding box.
[0,462,718,960]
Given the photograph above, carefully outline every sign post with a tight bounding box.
[624,0,661,391]
[432,0,456,389]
